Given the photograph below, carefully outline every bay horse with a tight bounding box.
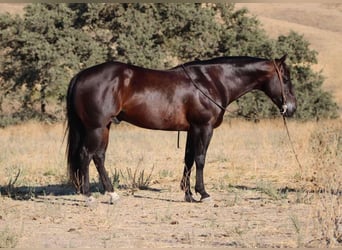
[65,55,297,203]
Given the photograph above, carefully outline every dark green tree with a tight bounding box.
[0,3,338,126]
[0,3,107,122]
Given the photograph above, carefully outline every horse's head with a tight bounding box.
[264,55,297,117]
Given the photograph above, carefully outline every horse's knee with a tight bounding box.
[195,155,205,168]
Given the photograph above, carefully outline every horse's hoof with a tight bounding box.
[200,196,212,203]
[184,195,198,203]
[107,192,120,204]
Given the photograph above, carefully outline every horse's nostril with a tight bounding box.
[280,104,288,115]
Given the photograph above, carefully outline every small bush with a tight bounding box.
[309,124,342,247]
[119,165,154,193]
[123,167,154,190]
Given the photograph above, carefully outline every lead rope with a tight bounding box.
[282,116,303,171]
[272,60,303,172]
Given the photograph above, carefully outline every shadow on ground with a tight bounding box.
[0,183,76,200]
[0,182,163,202]
[1,183,340,204]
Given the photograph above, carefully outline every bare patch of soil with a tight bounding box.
[1,184,321,248]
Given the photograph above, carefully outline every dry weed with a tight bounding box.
[307,123,342,247]
[0,227,18,248]
[118,158,155,193]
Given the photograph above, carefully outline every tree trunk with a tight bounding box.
[40,81,47,114]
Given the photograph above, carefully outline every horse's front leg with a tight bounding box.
[180,131,197,202]
[194,125,213,202]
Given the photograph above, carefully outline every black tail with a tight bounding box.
[65,74,84,189]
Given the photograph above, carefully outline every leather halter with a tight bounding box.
[272,60,288,115]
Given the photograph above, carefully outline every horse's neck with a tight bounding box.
[224,65,268,105]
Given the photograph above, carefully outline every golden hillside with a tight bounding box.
[236,3,342,110]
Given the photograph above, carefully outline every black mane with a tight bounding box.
[181,56,268,67]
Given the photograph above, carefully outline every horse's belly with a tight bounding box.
[117,107,190,131]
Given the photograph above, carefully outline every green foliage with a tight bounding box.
[0,3,339,126]
[0,3,107,122]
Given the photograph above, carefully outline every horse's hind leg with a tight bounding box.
[92,126,113,192]
[79,146,92,196]
[92,124,119,204]
[180,130,196,202]
[79,127,112,197]
[77,128,102,199]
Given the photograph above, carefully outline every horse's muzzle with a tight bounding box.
[281,102,296,117]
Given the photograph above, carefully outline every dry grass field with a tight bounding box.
[0,3,341,248]
[0,120,341,247]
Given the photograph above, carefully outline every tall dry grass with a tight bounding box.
[0,122,66,189]
[0,118,340,192]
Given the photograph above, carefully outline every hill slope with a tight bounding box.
[236,3,342,110]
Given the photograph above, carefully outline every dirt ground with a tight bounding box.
[0,183,322,248]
